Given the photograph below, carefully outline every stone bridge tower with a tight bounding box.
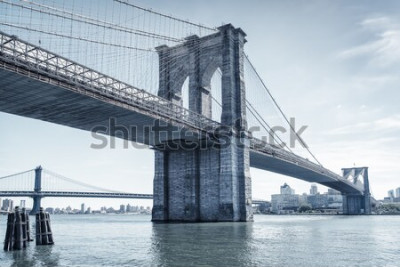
[152,24,252,222]
[342,167,371,215]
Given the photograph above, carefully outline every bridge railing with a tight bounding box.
[0,31,221,133]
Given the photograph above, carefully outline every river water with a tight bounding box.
[0,214,399,266]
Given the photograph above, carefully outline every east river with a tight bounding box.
[0,215,399,266]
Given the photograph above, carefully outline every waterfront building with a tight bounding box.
[280,183,295,195]
[272,183,300,213]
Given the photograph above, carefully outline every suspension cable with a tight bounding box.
[0,169,35,180]
[245,55,323,166]
[42,169,123,193]
[0,22,155,52]
[114,0,217,31]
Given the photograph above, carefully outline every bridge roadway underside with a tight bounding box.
[0,66,200,147]
[0,64,361,196]
[250,151,361,194]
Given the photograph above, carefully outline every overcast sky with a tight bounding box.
[1,0,400,210]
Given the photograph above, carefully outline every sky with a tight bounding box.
[1,0,400,210]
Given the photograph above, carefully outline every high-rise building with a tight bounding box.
[388,190,395,200]
[396,187,400,198]
[120,204,126,213]
[310,184,318,195]
[81,203,86,214]
[280,183,295,195]
[20,200,26,208]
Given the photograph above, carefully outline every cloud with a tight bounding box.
[338,16,400,67]
[327,114,400,135]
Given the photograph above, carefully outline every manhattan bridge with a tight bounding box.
[0,0,371,221]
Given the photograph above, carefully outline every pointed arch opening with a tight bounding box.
[210,68,222,123]
[181,76,190,110]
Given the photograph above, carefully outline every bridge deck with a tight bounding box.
[0,31,364,195]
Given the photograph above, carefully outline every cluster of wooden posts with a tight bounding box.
[4,207,54,251]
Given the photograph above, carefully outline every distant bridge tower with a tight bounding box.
[31,165,43,215]
[341,167,371,215]
[152,24,252,222]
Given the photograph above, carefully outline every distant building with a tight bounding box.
[396,187,400,198]
[2,199,14,212]
[271,194,300,213]
[45,207,54,214]
[280,183,295,195]
[307,188,343,209]
[327,188,341,195]
[307,193,327,209]
[326,190,343,208]
[120,204,126,213]
[272,183,300,213]
[85,207,91,214]
[81,203,86,214]
[388,190,395,201]
[383,197,392,203]
[310,184,318,195]
[20,200,26,209]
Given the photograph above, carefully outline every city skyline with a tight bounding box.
[2,182,398,213]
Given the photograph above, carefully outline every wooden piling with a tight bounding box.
[3,207,28,251]
[35,207,54,246]
[22,208,33,242]
[3,213,14,251]
[13,207,23,250]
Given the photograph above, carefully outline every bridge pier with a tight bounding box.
[152,24,253,222]
[341,167,371,215]
[31,196,42,215]
[153,136,252,222]
[30,166,43,215]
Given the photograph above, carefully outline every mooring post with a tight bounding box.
[22,207,33,241]
[3,207,26,251]
[35,207,54,246]
[3,213,14,251]
[45,213,54,244]
[13,207,23,250]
